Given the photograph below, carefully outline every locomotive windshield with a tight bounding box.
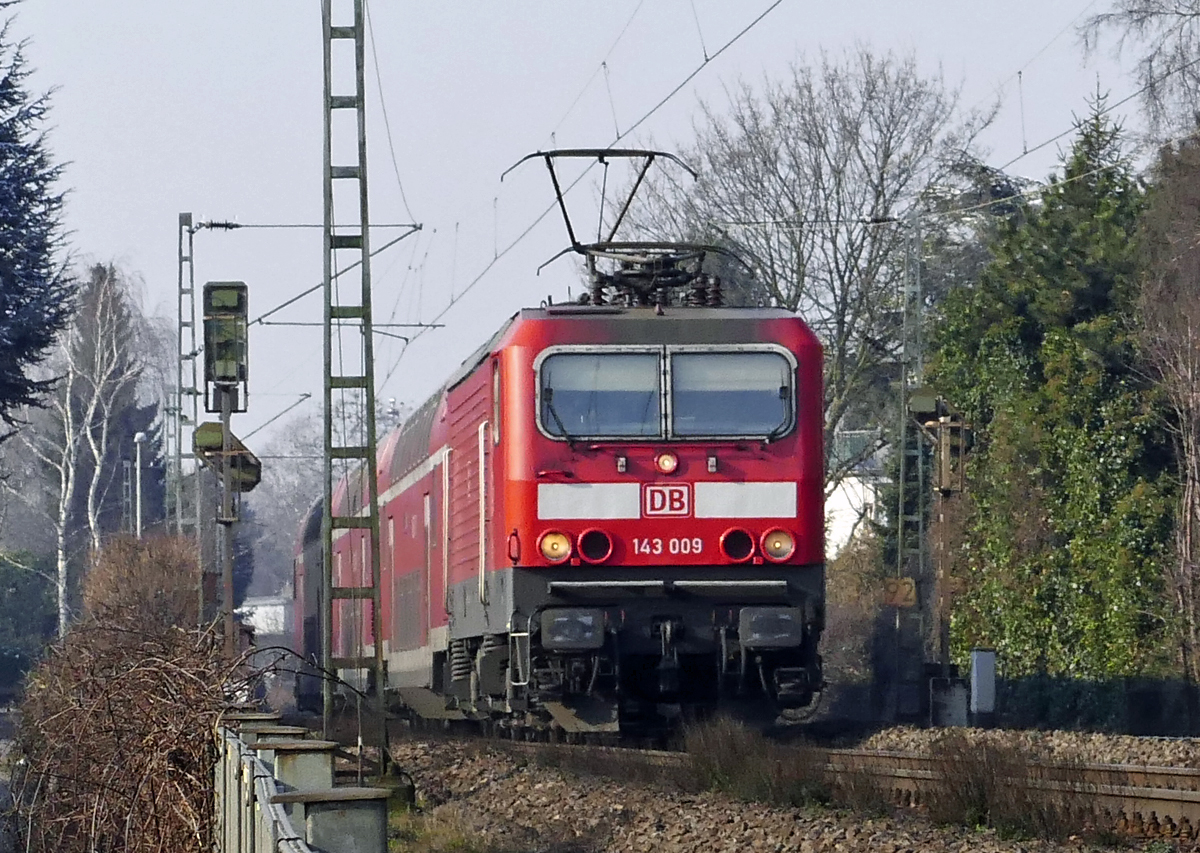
[540,352,661,437]
[538,347,795,440]
[671,351,792,437]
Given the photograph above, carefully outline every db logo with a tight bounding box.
[643,484,691,517]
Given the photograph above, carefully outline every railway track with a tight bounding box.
[827,749,1200,839]
[496,739,1200,840]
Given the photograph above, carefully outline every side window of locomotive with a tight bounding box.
[540,352,662,438]
[670,351,793,437]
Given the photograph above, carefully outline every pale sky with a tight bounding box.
[14,1,1135,448]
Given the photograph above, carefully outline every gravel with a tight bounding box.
[389,737,1143,853]
[857,726,1200,768]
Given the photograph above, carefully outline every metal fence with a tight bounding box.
[214,719,390,853]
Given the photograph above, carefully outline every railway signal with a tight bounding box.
[202,280,251,657]
[192,422,261,494]
[202,281,248,414]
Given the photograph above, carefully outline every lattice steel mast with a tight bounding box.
[175,213,205,616]
[321,0,386,742]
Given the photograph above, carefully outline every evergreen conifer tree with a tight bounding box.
[0,12,71,440]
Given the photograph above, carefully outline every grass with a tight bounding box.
[922,729,1120,841]
[388,802,495,853]
[683,715,831,808]
[676,718,1118,842]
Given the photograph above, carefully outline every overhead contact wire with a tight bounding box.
[379,0,785,392]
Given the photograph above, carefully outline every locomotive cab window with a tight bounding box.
[670,351,793,438]
[540,352,661,438]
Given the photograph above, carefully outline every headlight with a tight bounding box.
[761,529,795,562]
[540,608,606,650]
[739,606,805,649]
[539,531,572,562]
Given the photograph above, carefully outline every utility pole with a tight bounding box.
[321,0,386,753]
[134,431,147,539]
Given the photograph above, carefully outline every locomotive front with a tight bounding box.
[500,304,825,731]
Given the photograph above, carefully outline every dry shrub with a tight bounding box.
[683,716,830,807]
[83,534,200,628]
[823,532,886,683]
[925,729,1099,839]
[12,536,238,853]
[828,753,894,815]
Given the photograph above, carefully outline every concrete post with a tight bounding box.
[240,755,256,853]
[271,740,338,792]
[238,724,309,746]
[223,710,283,726]
[271,788,390,853]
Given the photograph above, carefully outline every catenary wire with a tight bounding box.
[546,0,647,142]
[378,0,785,393]
[364,0,418,223]
[997,52,1200,171]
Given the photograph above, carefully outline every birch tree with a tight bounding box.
[2,264,161,635]
[13,366,80,635]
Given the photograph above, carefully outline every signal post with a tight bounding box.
[197,281,260,657]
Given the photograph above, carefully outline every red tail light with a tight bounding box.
[578,528,614,563]
[719,528,755,563]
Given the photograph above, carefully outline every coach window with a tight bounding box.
[670,351,793,438]
[540,352,661,438]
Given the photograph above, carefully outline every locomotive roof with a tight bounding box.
[520,305,798,319]
[442,304,805,392]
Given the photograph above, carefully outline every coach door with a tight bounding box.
[422,492,432,645]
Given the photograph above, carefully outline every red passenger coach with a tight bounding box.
[295,151,826,733]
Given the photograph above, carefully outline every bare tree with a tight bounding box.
[625,46,994,490]
[246,409,323,597]
[74,266,144,551]
[1139,135,1200,680]
[1083,1,1200,135]
[1,264,160,635]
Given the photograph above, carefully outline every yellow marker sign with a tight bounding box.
[884,577,917,608]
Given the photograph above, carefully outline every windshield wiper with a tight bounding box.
[542,388,577,447]
[762,385,792,446]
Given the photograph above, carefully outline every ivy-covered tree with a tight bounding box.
[929,102,1175,678]
[0,11,72,440]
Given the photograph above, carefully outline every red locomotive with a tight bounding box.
[294,151,825,733]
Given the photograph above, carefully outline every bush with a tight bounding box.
[12,535,237,853]
[82,534,200,628]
